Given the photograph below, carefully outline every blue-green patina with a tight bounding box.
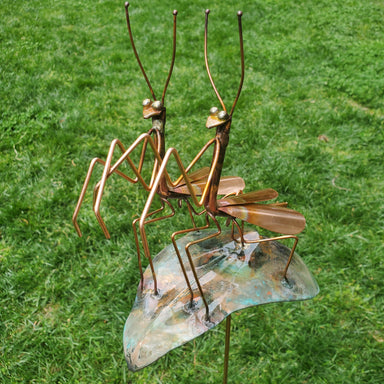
[123,228,319,372]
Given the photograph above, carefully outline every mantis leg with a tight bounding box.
[229,218,245,246]
[137,143,219,294]
[93,138,147,239]
[72,156,130,237]
[92,138,150,207]
[93,133,161,239]
[239,230,299,280]
[92,129,160,208]
[132,198,175,291]
[170,214,211,310]
[177,198,207,229]
[171,212,222,321]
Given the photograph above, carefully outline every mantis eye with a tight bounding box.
[218,110,229,120]
[152,100,162,110]
[210,107,219,115]
[206,107,229,129]
[143,98,151,106]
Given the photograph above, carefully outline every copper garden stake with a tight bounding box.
[73,5,319,383]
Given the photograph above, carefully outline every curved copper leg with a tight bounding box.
[93,138,146,239]
[73,157,105,237]
[282,236,299,278]
[72,156,132,237]
[170,215,211,309]
[238,229,299,280]
[92,136,152,207]
[137,197,176,294]
[178,199,196,229]
[132,198,175,291]
[247,235,298,279]
[178,198,208,229]
[93,133,162,239]
[171,212,222,321]
[230,218,245,246]
[73,133,156,239]
[136,143,219,294]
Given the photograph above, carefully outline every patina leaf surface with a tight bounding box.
[123,228,319,372]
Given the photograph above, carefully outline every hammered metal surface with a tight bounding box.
[123,228,319,372]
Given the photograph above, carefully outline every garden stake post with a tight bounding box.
[223,314,231,384]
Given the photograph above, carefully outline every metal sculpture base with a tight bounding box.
[124,228,319,372]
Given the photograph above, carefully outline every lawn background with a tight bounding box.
[1,0,383,383]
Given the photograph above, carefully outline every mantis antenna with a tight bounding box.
[204,9,245,117]
[161,10,178,104]
[125,3,178,103]
[229,11,244,116]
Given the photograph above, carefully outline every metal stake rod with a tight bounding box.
[223,314,231,384]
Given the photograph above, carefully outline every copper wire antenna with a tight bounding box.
[204,9,245,116]
[125,2,178,103]
[230,11,244,116]
[161,10,178,104]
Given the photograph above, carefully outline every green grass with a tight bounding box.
[1,0,383,382]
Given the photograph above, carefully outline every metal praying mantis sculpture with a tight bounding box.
[73,5,319,384]
[72,3,178,241]
[72,2,245,291]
